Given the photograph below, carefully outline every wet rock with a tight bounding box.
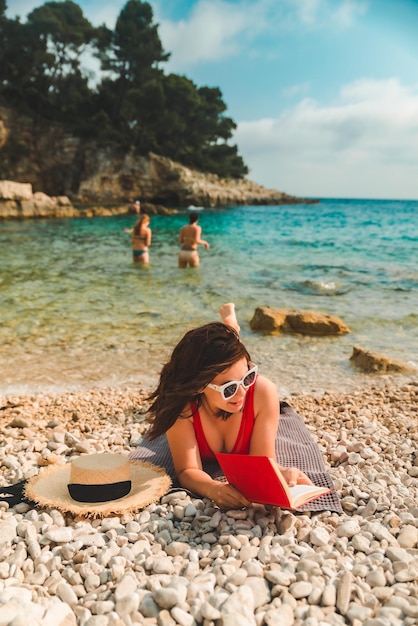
[350,346,416,374]
[250,306,350,336]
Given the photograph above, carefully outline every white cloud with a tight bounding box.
[281,82,311,99]
[158,0,265,70]
[157,0,368,71]
[235,78,418,199]
[290,0,367,27]
[293,0,323,24]
[334,0,367,27]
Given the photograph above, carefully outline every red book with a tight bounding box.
[215,453,331,509]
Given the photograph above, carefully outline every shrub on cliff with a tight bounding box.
[0,0,248,180]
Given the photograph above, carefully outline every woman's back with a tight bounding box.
[132,215,151,263]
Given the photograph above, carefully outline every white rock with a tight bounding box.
[244,576,270,608]
[346,603,373,622]
[57,581,78,607]
[397,525,418,548]
[170,606,195,626]
[264,604,295,626]
[0,602,19,624]
[385,546,414,564]
[310,527,331,546]
[289,581,313,599]
[115,592,140,616]
[200,601,221,620]
[45,527,74,543]
[154,586,181,609]
[220,585,255,617]
[336,571,352,615]
[114,574,138,600]
[43,598,77,626]
[151,557,175,574]
[0,517,18,544]
[139,593,160,618]
[351,533,370,552]
[166,541,190,557]
[394,566,418,582]
[336,520,361,538]
[321,582,336,607]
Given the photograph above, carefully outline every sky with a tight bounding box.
[6,0,418,200]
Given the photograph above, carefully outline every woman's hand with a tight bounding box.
[210,482,251,510]
[279,466,314,487]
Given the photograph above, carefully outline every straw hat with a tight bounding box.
[25,453,171,517]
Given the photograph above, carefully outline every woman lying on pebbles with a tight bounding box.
[0,349,417,626]
[146,303,313,509]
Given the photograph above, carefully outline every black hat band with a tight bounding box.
[68,480,132,503]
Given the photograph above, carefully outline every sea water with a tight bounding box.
[1,198,417,396]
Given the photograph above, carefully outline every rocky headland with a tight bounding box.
[74,151,313,209]
[0,180,174,220]
[0,156,315,220]
[0,105,316,218]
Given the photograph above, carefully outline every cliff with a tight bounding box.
[76,150,311,208]
[0,180,76,219]
[0,107,315,212]
[0,180,175,219]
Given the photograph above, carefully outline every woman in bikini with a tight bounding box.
[132,214,151,264]
[146,303,312,509]
[178,212,210,268]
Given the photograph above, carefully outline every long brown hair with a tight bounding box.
[133,214,150,237]
[146,322,251,439]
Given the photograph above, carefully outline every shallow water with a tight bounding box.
[1,198,417,396]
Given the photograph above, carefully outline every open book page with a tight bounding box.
[289,483,332,508]
[215,453,330,510]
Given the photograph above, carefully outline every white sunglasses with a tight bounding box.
[207,364,258,400]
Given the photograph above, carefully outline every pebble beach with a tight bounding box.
[1,379,417,626]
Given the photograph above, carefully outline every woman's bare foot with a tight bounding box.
[219,303,240,333]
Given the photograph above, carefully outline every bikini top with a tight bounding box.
[192,383,256,459]
[133,233,147,243]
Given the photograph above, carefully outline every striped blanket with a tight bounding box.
[129,402,342,513]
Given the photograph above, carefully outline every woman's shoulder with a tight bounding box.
[178,402,196,421]
[253,374,280,418]
[254,374,278,397]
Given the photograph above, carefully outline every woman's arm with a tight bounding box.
[197,238,210,250]
[195,226,210,250]
[145,228,152,247]
[166,416,250,509]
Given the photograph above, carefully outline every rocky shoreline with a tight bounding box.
[1,381,417,626]
[0,151,317,220]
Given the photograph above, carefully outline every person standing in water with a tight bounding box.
[131,200,141,214]
[132,214,151,264]
[178,212,210,268]
[124,200,141,233]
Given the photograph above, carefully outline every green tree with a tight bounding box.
[132,74,248,177]
[95,0,169,131]
[0,4,40,113]
[25,1,96,126]
[0,0,248,181]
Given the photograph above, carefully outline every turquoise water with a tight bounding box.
[1,198,417,395]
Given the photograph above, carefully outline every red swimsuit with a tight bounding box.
[192,384,256,459]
